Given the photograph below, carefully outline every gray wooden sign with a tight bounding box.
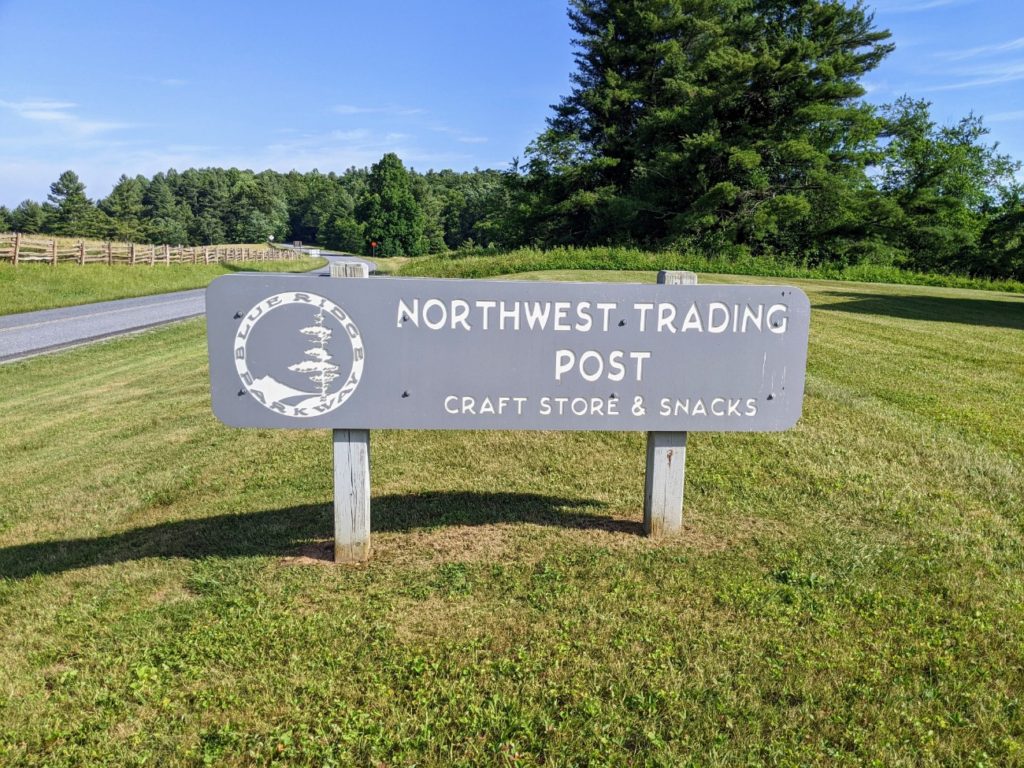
[207,275,809,432]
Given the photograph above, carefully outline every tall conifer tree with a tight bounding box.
[527,0,894,257]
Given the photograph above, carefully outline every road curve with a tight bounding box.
[0,254,371,364]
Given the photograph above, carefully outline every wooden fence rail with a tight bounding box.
[0,233,298,267]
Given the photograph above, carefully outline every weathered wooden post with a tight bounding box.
[50,239,57,266]
[164,244,170,265]
[331,260,371,562]
[644,270,697,538]
[106,241,113,265]
[12,232,20,266]
[130,243,137,265]
[206,272,809,563]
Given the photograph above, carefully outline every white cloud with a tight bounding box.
[0,100,495,205]
[260,126,468,172]
[0,98,132,136]
[427,122,490,145]
[986,110,1024,123]
[332,104,373,115]
[873,0,971,12]
[923,59,1024,91]
[940,36,1024,61]
[332,104,425,117]
[0,99,76,119]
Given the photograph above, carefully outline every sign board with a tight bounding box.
[206,275,809,432]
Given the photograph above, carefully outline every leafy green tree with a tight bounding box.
[409,172,447,253]
[47,170,102,236]
[977,194,1024,281]
[424,169,509,249]
[286,170,346,244]
[976,194,1024,281]
[9,200,49,233]
[226,171,288,242]
[876,97,1021,273]
[319,185,364,252]
[321,210,365,253]
[356,153,427,256]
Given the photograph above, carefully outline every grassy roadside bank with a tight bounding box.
[396,247,1024,294]
[0,257,327,316]
[0,271,1021,765]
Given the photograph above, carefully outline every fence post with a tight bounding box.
[50,239,57,266]
[164,245,170,265]
[643,270,699,538]
[79,241,85,265]
[106,241,113,265]
[12,232,20,265]
[130,243,136,265]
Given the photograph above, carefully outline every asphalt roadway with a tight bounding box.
[0,252,373,364]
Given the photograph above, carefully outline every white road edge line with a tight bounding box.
[0,313,204,364]
[0,296,201,334]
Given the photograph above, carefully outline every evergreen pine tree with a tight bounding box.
[356,153,427,256]
[47,170,101,236]
[100,174,146,241]
[526,0,894,259]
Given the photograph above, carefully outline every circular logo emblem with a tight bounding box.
[234,292,364,417]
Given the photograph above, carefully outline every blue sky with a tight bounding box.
[0,0,1020,208]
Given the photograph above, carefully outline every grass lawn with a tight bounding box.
[0,270,1022,766]
[0,257,327,316]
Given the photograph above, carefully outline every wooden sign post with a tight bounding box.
[644,270,697,537]
[331,265,372,562]
[207,273,810,563]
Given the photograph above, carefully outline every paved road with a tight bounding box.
[0,253,372,364]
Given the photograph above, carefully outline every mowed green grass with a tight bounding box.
[0,257,327,316]
[0,271,1022,766]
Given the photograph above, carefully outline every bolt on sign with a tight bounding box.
[207,276,810,431]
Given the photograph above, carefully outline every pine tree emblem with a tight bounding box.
[288,308,341,399]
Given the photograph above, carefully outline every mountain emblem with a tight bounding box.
[233,291,364,418]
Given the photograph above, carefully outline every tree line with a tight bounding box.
[0,159,509,258]
[2,0,1021,280]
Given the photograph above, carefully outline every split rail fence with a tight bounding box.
[0,232,299,267]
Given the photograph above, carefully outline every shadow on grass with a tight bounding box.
[0,491,624,579]
[816,290,1024,330]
